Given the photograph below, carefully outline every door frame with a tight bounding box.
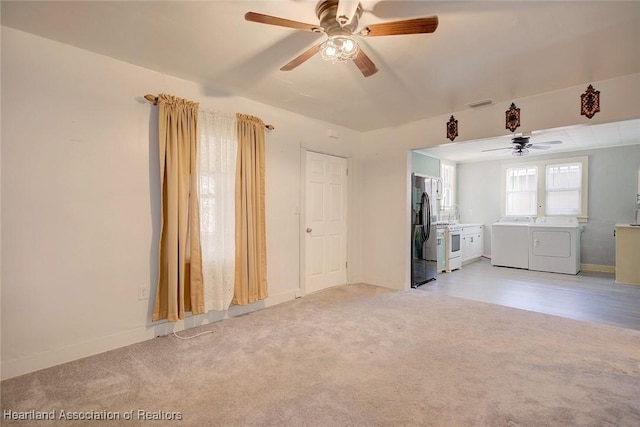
[299,149,350,297]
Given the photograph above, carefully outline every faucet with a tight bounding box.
[439,204,461,223]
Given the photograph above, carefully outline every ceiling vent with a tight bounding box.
[467,98,493,108]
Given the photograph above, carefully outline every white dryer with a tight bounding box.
[491,216,534,269]
[528,216,581,274]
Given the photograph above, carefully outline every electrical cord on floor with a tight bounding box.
[172,330,213,340]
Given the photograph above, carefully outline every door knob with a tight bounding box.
[306,228,312,233]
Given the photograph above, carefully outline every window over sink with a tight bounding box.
[441,161,455,209]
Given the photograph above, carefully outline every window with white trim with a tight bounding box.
[505,166,537,216]
[441,162,455,209]
[503,156,589,220]
[545,162,582,215]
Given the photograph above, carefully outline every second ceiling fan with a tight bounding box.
[482,135,563,157]
[244,0,439,77]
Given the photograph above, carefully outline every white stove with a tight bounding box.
[443,224,462,272]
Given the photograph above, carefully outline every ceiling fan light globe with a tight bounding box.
[321,35,359,63]
[324,45,337,57]
[342,38,356,52]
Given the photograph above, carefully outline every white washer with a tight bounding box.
[528,216,581,274]
[491,216,535,269]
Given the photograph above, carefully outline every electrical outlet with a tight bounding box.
[138,285,149,300]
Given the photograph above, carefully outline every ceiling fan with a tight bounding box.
[482,135,563,157]
[244,0,438,77]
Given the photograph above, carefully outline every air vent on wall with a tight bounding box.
[467,98,493,108]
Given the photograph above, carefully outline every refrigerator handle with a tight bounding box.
[419,192,424,226]
[424,192,431,241]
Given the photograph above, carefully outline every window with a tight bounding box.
[503,156,588,220]
[441,162,455,209]
[505,166,537,216]
[546,162,582,215]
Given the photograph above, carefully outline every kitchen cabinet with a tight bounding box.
[462,225,483,263]
[615,224,640,285]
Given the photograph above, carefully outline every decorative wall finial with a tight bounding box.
[580,84,600,119]
[446,115,458,141]
[505,103,521,132]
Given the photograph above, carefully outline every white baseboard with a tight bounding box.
[1,288,299,380]
[1,327,155,381]
[265,289,299,307]
[580,263,615,273]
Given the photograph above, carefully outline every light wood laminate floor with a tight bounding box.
[417,258,640,331]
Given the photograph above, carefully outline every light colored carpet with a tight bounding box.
[2,283,639,426]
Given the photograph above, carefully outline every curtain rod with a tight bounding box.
[144,95,275,131]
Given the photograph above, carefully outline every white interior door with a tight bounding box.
[305,151,348,294]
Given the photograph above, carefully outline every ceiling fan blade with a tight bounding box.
[336,0,360,26]
[352,48,378,77]
[280,42,323,71]
[541,140,562,145]
[359,16,438,37]
[481,147,512,152]
[245,12,323,33]
[529,145,551,150]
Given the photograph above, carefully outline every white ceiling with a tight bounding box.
[2,1,640,134]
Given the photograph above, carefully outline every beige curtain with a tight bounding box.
[233,114,268,305]
[153,94,205,321]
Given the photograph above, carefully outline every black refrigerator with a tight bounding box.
[411,174,438,287]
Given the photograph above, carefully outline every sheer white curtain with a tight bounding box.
[198,110,237,311]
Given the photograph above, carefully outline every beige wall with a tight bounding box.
[0,27,363,379]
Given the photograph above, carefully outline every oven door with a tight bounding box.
[448,229,461,257]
